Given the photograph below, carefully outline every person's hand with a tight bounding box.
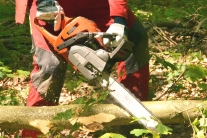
[103,23,128,48]
[36,0,64,31]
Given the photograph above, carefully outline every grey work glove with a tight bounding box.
[36,0,64,31]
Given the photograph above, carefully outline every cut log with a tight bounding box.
[0,100,205,133]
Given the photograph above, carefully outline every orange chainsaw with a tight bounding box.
[34,16,161,131]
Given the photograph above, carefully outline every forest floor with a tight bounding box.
[0,75,195,138]
[0,53,204,138]
[1,22,207,138]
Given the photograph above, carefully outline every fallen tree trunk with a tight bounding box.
[0,100,206,133]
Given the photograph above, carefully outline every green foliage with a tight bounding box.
[0,2,31,70]
[191,101,207,138]
[155,124,173,135]
[184,65,207,82]
[129,0,207,22]
[130,125,172,138]
[150,50,207,99]
[68,122,82,137]
[0,66,12,78]
[130,117,172,137]
[0,63,12,78]
[53,109,75,120]
[169,83,185,93]
[0,89,20,105]
[154,54,177,71]
[65,80,80,91]
[197,83,207,91]
[0,2,14,20]
[64,66,88,91]
[16,70,30,77]
[130,129,151,137]
[73,89,109,106]
[0,63,28,106]
[99,133,126,138]
[52,109,82,137]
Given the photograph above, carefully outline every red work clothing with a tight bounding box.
[16,0,149,137]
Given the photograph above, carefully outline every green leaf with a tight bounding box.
[149,88,156,100]
[65,80,79,91]
[78,75,88,82]
[198,83,207,90]
[99,133,126,138]
[152,133,160,138]
[130,129,151,137]
[0,95,6,101]
[199,118,207,127]
[202,108,207,118]
[0,66,12,73]
[192,125,199,133]
[165,61,177,71]
[192,118,200,126]
[196,130,205,138]
[170,83,185,93]
[184,65,207,81]
[155,124,173,135]
[53,109,74,120]
[69,122,82,136]
[130,116,147,123]
[170,52,182,59]
[95,89,109,102]
[190,52,202,60]
[0,72,4,78]
[73,96,88,104]
[155,55,177,70]
[17,70,30,77]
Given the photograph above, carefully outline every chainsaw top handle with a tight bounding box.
[33,16,116,54]
[55,32,116,51]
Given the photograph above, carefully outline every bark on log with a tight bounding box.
[0,100,206,134]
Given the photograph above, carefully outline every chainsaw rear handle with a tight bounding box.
[33,16,74,54]
[34,16,78,70]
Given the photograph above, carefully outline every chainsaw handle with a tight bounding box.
[33,17,57,46]
[33,16,78,70]
[94,32,116,41]
[33,16,73,46]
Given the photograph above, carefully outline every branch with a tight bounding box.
[0,100,205,134]
[154,68,187,101]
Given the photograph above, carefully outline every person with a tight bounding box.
[15,0,150,137]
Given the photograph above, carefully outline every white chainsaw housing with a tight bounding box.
[68,46,107,80]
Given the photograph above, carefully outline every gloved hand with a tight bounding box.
[103,17,128,48]
[36,0,64,31]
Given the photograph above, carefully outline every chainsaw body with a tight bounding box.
[34,16,134,79]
